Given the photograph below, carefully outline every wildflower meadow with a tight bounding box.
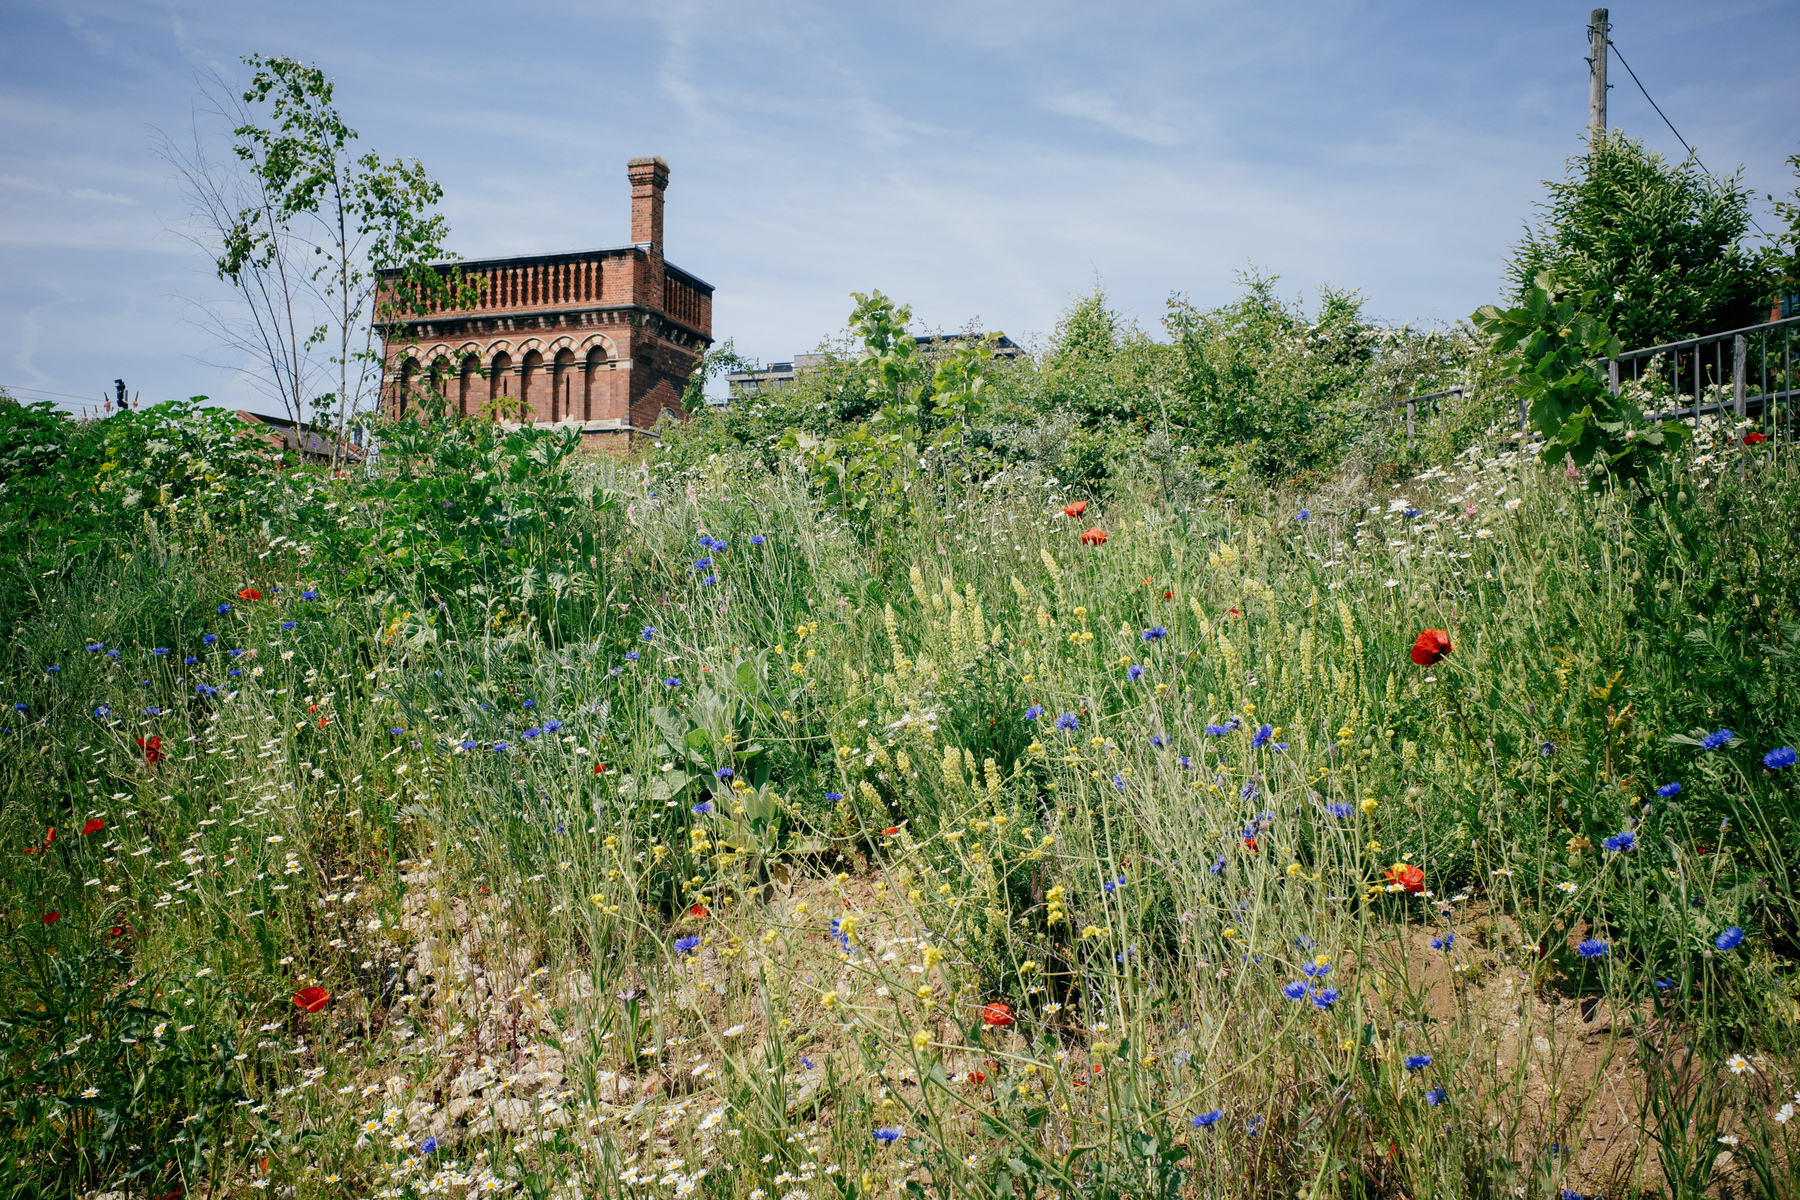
[2,334,1799,1200]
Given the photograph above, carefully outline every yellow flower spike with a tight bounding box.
[912,1029,932,1050]
[1359,797,1378,813]
[1286,862,1303,877]
[821,991,839,1009]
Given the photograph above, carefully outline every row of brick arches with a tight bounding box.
[394,346,611,423]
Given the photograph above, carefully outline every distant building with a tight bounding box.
[377,157,713,451]
[235,411,364,465]
[724,334,1022,399]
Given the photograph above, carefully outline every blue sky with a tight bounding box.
[3,0,1796,413]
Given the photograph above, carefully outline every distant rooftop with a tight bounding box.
[724,334,1022,398]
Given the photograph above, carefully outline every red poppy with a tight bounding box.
[43,912,59,926]
[292,986,332,1013]
[1385,863,1425,893]
[1226,607,1241,619]
[317,716,330,728]
[42,827,55,847]
[1063,500,1088,518]
[82,818,106,836]
[688,903,709,919]
[109,925,126,938]
[883,826,900,836]
[137,735,164,763]
[980,1001,1014,1028]
[593,762,607,775]
[238,587,262,602]
[1079,527,1108,546]
[1164,590,1174,600]
[1410,629,1452,667]
[1243,836,1258,853]
[966,1070,986,1085]
[1745,432,1767,445]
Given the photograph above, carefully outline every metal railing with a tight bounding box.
[1603,314,1800,437]
[1391,314,1800,447]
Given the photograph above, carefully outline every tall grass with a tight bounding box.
[3,420,1798,1200]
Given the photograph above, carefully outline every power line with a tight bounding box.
[1607,37,1770,239]
[0,383,115,406]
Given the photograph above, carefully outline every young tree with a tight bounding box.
[1506,130,1771,350]
[221,55,462,467]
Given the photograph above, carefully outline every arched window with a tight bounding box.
[490,351,514,414]
[428,356,451,420]
[583,345,606,421]
[553,348,575,423]
[396,357,418,420]
[458,355,479,416]
[520,349,543,422]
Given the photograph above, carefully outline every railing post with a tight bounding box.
[1608,359,1619,396]
[1733,334,1747,420]
[1406,398,1415,441]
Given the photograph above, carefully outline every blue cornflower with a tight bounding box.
[1656,781,1681,798]
[751,534,766,546]
[521,698,535,708]
[873,1128,901,1142]
[1282,981,1309,1002]
[675,935,701,955]
[1404,1055,1432,1072]
[1113,773,1127,791]
[1716,926,1745,951]
[1210,855,1226,875]
[1701,728,1734,750]
[184,657,197,664]
[715,767,734,781]
[141,706,160,716]
[108,649,119,657]
[1425,1087,1446,1106]
[609,667,623,676]
[1765,747,1797,770]
[228,647,245,657]
[698,535,716,548]
[1403,507,1420,518]
[664,677,681,688]
[641,627,657,641]
[1246,1116,1264,1137]
[217,603,230,614]
[420,1136,439,1154]
[1302,960,1331,978]
[459,740,476,750]
[1252,723,1273,748]
[712,540,728,553]
[824,791,843,802]
[1576,939,1609,959]
[228,669,242,677]
[1311,988,1339,1009]
[1191,1110,1222,1128]
[1150,733,1168,748]
[1179,756,1192,769]
[1602,831,1636,853]
[1240,779,1259,802]
[152,647,169,656]
[1296,510,1310,522]
[301,590,318,601]
[1056,713,1079,732]
[626,650,640,661]
[801,1057,816,1069]
[494,742,509,752]
[1205,724,1228,736]
[203,634,218,645]
[1655,978,1673,990]
[693,557,713,570]
[1103,875,1126,893]
[195,684,217,697]
[1127,664,1146,682]
[523,728,541,739]
[281,621,296,630]
[94,704,110,718]
[701,575,717,586]
[1541,741,1556,757]
[388,727,404,736]
[85,643,103,652]
[1431,933,1454,950]
[1326,801,1352,818]
[1025,704,1043,720]
[545,719,562,733]
[693,802,714,815]
[1142,626,1167,642]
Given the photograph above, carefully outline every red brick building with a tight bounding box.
[379,156,712,449]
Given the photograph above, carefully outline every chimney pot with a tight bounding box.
[627,157,669,251]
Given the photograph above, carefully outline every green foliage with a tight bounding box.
[1506,130,1771,350]
[1473,272,1690,486]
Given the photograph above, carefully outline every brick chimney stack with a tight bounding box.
[627,156,669,250]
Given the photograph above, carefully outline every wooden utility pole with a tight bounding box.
[1588,8,1609,141]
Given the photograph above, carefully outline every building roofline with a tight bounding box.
[379,249,713,294]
